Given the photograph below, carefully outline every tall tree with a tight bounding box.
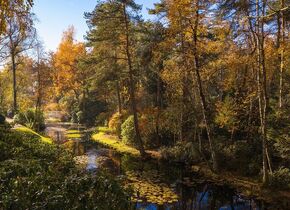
[85,0,146,156]
[0,13,35,114]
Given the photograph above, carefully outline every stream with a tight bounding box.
[45,122,288,210]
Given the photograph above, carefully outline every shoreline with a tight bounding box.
[91,128,290,206]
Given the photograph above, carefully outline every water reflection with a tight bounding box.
[45,123,286,210]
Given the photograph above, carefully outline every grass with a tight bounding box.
[15,126,53,144]
[92,130,140,157]
[66,133,82,138]
[97,126,114,134]
[65,129,83,139]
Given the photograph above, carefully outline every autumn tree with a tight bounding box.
[0,12,36,115]
[0,0,33,35]
[52,26,86,102]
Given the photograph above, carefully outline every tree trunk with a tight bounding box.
[122,3,146,157]
[11,52,17,115]
[279,0,285,109]
[156,72,161,141]
[191,0,218,172]
[256,0,271,184]
[116,80,122,114]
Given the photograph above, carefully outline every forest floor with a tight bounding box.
[92,126,290,205]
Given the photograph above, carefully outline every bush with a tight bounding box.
[268,167,290,190]
[0,128,131,210]
[218,141,261,176]
[109,111,129,137]
[14,109,45,131]
[160,142,201,163]
[143,128,175,149]
[109,112,123,137]
[121,115,137,146]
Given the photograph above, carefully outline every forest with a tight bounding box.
[0,0,289,209]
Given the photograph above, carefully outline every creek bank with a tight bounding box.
[14,125,52,144]
[92,127,290,207]
[191,164,290,206]
[92,130,161,159]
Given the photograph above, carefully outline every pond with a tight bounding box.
[45,123,288,210]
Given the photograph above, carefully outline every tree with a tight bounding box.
[85,0,146,156]
[52,26,86,102]
[0,0,33,35]
[0,13,36,115]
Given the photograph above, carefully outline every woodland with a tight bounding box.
[0,0,289,209]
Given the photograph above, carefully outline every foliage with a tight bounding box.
[215,97,238,132]
[0,128,131,209]
[218,141,261,176]
[268,167,290,190]
[15,126,52,144]
[96,112,110,126]
[109,111,129,137]
[160,142,201,163]
[80,98,107,126]
[14,109,45,131]
[121,115,137,147]
[92,130,140,157]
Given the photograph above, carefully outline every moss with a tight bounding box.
[92,130,140,157]
[15,126,53,144]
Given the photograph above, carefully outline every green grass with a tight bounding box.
[66,133,82,138]
[65,129,83,139]
[92,130,140,157]
[97,126,114,133]
[15,126,53,144]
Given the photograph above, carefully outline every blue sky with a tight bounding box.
[32,0,158,51]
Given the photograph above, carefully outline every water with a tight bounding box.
[45,123,289,210]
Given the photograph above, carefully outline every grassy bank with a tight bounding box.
[92,127,161,159]
[14,126,53,144]
[92,127,140,157]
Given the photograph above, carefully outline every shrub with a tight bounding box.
[121,115,137,146]
[160,142,201,163]
[14,109,45,131]
[109,112,123,136]
[109,111,129,137]
[218,141,261,176]
[268,167,290,190]
[0,128,132,210]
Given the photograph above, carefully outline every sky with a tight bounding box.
[32,0,158,52]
